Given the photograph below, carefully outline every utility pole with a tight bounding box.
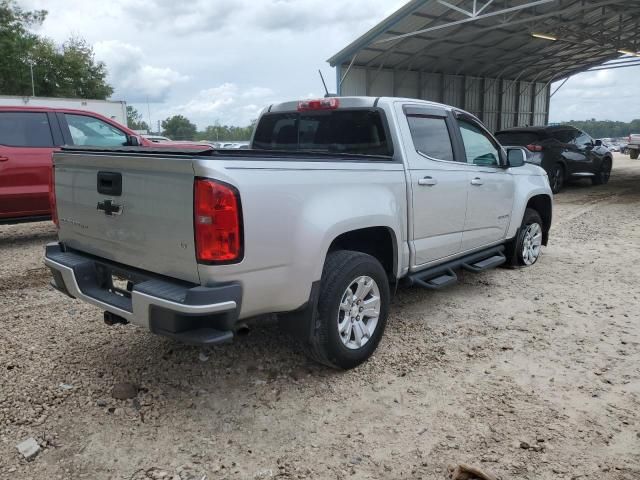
[29,60,35,97]
[146,96,152,133]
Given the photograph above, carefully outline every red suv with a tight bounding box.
[0,106,200,224]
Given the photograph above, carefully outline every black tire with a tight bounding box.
[505,208,544,268]
[631,150,639,160]
[302,250,390,370]
[592,157,611,185]
[548,163,564,194]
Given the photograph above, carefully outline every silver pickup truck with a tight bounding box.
[45,97,552,369]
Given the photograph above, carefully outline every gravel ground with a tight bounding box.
[1,153,639,480]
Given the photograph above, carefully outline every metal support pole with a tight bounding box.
[479,77,486,122]
[544,85,551,126]
[530,83,537,126]
[550,77,570,98]
[514,81,521,126]
[461,76,467,110]
[497,78,504,130]
[29,63,35,97]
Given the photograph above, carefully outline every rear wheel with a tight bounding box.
[548,163,564,194]
[592,158,611,185]
[302,250,390,370]
[631,150,639,160]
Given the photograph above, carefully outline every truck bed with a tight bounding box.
[52,145,406,319]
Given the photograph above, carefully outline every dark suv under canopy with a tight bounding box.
[495,125,613,194]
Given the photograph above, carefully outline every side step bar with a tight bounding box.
[406,246,506,290]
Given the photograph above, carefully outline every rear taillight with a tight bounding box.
[194,178,242,263]
[526,144,544,152]
[297,98,339,111]
[49,166,59,228]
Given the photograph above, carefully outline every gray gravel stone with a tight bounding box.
[16,437,41,461]
[111,382,138,400]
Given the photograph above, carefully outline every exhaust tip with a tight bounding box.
[234,323,250,337]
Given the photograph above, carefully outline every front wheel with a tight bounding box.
[592,158,611,185]
[630,150,639,160]
[506,208,544,267]
[303,250,390,370]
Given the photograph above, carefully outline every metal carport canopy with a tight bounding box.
[328,0,640,131]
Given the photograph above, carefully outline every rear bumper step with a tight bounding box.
[44,243,241,345]
[407,246,506,290]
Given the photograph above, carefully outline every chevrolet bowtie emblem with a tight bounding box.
[97,199,123,216]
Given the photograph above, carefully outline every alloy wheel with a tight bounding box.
[337,276,381,350]
[522,222,543,266]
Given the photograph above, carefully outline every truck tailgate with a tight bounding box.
[54,151,200,284]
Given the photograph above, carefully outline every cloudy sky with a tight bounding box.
[20,0,640,129]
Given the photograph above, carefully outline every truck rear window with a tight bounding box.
[253,109,393,157]
[495,131,541,146]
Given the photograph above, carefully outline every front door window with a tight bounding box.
[64,114,127,147]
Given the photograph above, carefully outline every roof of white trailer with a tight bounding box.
[328,0,640,83]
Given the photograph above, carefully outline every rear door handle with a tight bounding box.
[471,177,483,186]
[0,156,9,162]
[418,176,438,186]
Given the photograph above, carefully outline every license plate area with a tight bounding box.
[94,264,137,300]
[111,273,132,297]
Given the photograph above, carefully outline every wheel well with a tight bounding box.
[328,227,397,280]
[526,195,552,245]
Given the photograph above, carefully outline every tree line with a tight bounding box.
[127,108,256,141]
[0,1,112,98]
[559,119,640,139]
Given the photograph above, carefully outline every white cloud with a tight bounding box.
[93,40,188,102]
[22,0,640,128]
[250,0,392,32]
[171,83,277,126]
[549,64,640,122]
[128,0,241,35]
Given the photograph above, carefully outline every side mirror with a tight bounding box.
[126,134,141,147]
[594,139,602,147]
[506,148,526,168]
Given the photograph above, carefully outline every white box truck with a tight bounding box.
[0,95,127,127]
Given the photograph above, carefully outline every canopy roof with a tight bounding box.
[328,0,640,83]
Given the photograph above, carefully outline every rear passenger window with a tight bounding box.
[0,112,54,147]
[406,116,454,162]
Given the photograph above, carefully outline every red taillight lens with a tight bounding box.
[49,166,59,228]
[297,98,339,111]
[194,178,242,263]
[526,144,543,152]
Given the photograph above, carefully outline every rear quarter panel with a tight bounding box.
[193,158,408,319]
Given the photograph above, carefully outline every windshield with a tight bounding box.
[252,109,393,157]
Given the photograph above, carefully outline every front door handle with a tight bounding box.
[471,177,483,186]
[418,176,438,186]
[0,156,9,162]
